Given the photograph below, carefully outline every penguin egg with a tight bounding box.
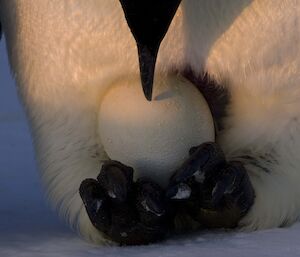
[98,75,215,186]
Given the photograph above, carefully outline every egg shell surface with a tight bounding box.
[98,75,215,186]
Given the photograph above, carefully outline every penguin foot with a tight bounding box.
[79,160,168,245]
[166,142,255,228]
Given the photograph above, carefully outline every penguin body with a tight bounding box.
[1,0,300,243]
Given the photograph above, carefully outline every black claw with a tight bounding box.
[211,180,228,208]
[211,161,255,215]
[166,183,192,200]
[136,178,167,226]
[170,142,226,185]
[97,160,134,203]
[79,179,111,231]
[228,162,255,215]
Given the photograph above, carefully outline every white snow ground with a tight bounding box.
[1,39,300,257]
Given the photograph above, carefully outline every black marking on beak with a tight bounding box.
[137,43,157,101]
[119,0,182,101]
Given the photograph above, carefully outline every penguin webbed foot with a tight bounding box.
[167,142,255,228]
[79,160,168,245]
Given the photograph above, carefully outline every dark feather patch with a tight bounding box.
[182,68,230,133]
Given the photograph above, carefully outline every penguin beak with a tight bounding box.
[119,0,182,101]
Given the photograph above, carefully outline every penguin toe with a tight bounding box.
[80,160,169,245]
[166,142,255,229]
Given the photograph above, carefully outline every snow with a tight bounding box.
[1,39,300,257]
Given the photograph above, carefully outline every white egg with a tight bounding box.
[98,75,215,186]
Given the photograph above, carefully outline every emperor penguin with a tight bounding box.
[1,0,300,245]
